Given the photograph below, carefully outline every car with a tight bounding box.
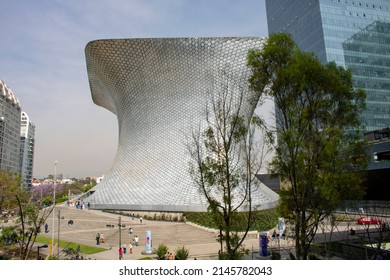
[357,216,381,225]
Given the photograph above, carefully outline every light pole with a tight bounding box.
[51,160,58,256]
[118,216,122,260]
[57,209,60,256]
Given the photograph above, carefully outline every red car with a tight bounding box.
[357,217,381,225]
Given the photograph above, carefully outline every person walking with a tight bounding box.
[123,243,127,254]
[119,247,123,260]
[129,242,133,254]
[135,235,139,246]
[96,233,100,245]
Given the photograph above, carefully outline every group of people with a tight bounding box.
[95,215,144,259]
[66,199,91,210]
[95,232,105,245]
[270,229,286,241]
[119,241,134,259]
[118,228,140,259]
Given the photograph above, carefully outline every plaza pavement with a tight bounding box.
[41,204,381,260]
[41,204,283,260]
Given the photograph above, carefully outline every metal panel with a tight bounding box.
[85,37,279,212]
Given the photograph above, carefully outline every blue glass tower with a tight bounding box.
[266,0,390,131]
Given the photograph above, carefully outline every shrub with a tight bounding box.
[153,243,169,260]
[174,246,189,260]
[183,208,278,231]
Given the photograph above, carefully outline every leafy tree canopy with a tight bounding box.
[247,33,367,259]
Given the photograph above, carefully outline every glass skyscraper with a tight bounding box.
[19,112,35,190]
[0,80,22,173]
[266,0,390,131]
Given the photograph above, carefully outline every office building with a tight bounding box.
[85,37,279,212]
[266,0,390,131]
[363,127,390,199]
[19,112,35,190]
[0,80,22,173]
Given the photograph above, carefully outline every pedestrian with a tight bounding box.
[272,229,277,240]
[135,235,139,246]
[123,243,127,254]
[129,242,133,254]
[44,223,49,233]
[96,233,100,245]
[87,202,90,210]
[132,212,135,220]
[128,227,133,235]
[119,247,123,260]
[100,233,105,243]
[140,216,143,223]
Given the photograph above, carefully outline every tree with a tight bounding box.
[187,71,269,259]
[0,169,20,213]
[0,169,53,259]
[247,33,367,259]
[15,188,53,259]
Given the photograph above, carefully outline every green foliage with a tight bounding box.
[59,182,84,198]
[248,33,367,259]
[153,243,169,260]
[0,226,16,245]
[57,196,69,203]
[184,209,278,232]
[41,197,53,206]
[82,184,95,193]
[218,233,249,260]
[174,246,190,260]
[0,169,20,212]
[35,235,106,255]
[0,254,12,260]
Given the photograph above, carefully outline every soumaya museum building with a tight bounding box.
[85,37,279,212]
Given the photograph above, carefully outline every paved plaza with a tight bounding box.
[41,204,277,260]
[39,204,388,260]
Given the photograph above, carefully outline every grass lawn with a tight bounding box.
[35,235,107,255]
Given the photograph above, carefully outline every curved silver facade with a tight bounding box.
[85,37,279,212]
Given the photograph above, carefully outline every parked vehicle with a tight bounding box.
[357,216,381,225]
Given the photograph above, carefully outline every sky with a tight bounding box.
[0,0,269,179]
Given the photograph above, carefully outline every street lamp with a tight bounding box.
[118,216,122,260]
[37,244,48,260]
[51,160,58,256]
